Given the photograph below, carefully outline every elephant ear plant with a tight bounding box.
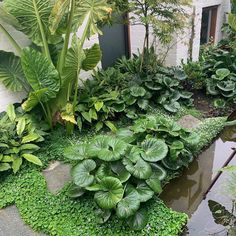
[0,0,111,133]
[64,115,199,230]
[0,104,46,173]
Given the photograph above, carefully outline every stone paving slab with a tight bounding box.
[42,161,71,194]
[178,115,201,129]
[0,206,46,236]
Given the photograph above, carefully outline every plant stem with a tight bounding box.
[58,0,75,76]
[72,15,90,110]
[0,23,22,55]
[32,0,51,61]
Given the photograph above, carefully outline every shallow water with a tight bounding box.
[160,126,236,236]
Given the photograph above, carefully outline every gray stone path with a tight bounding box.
[0,162,71,236]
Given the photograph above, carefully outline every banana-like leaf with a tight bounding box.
[74,0,112,37]
[21,48,60,102]
[3,0,61,45]
[94,177,124,209]
[0,51,27,92]
[49,0,69,34]
[62,35,85,83]
[0,5,20,27]
[22,88,48,112]
[82,44,102,71]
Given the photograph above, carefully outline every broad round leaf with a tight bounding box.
[130,86,146,97]
[116,128,136,143]
[163,101,181,113]
[64,143,89,160]
[95,163,112,181]
[215,68,230,80]
[72,159,96,187]
[146,174,162,193]
[96,209,112,224]
[141,138,168,162]
[94,177,124,209]
[68,184,85,198]
[123,158,152,180]
[111,162,131,183]
[89,136,128,161]
[116,189,140,219]
[136,183,154,202]
[150,163,167,181]
[127,209,148,231]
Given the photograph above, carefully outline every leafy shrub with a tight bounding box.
[0,105,46,173]
[206,68,236,104]
[64,115,198,229]
[182,60,205,90]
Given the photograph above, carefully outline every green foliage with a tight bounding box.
[0,50,28,92]
[64,114,199,229]
[0,0,110,131]
[182,60,205,90]
[206,68,236,103]
[126,0,190,49]
[0,105,46,173]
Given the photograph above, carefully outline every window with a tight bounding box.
[200,6,219,45]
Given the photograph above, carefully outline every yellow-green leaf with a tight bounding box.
[6,104,15,122]
[22,133,40,143]
[17,117,26,136]
[12,157,22,173]
[22,154,43,166]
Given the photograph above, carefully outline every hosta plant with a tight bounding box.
[64,115,198,229]
[0,104,46,173]
[0,0,111,132]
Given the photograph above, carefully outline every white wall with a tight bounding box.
[0,24,30,112]
[129,0,231,66]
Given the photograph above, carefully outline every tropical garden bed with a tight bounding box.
[0,0,236,235]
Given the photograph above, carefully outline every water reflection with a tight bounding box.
[160,143,216,216]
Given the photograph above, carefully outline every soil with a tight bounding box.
[193,90,236,118]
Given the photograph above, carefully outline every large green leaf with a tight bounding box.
[16,117,26,136]
[64,143,89,160]
[49,0,69,34]
[22,88,48,112]
[6,104,16,122]
[141,138,168,162]
[111,162,131,183]
[127,209,148,231]
[116,189,140,219]
[130,86,146,97]
[0,51,26,92]
[123,158,152,180]
[74,0,111,37]
[22,153,43,166]
[228,13,236,32]
[3,0,61,45]
[94,177,124,209]
[146,174,162,193]
[88,136,128,161]
[82,44,102,71]
[136,183,154,202]
[21,48,60,103]
[62,35,85,83]
[116,128,136,144]
[72,159,96,187]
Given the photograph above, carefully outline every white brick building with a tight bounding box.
[0,0,232,111]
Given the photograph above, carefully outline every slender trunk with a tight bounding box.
[145,23,149,49]
[58,0,75,76]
